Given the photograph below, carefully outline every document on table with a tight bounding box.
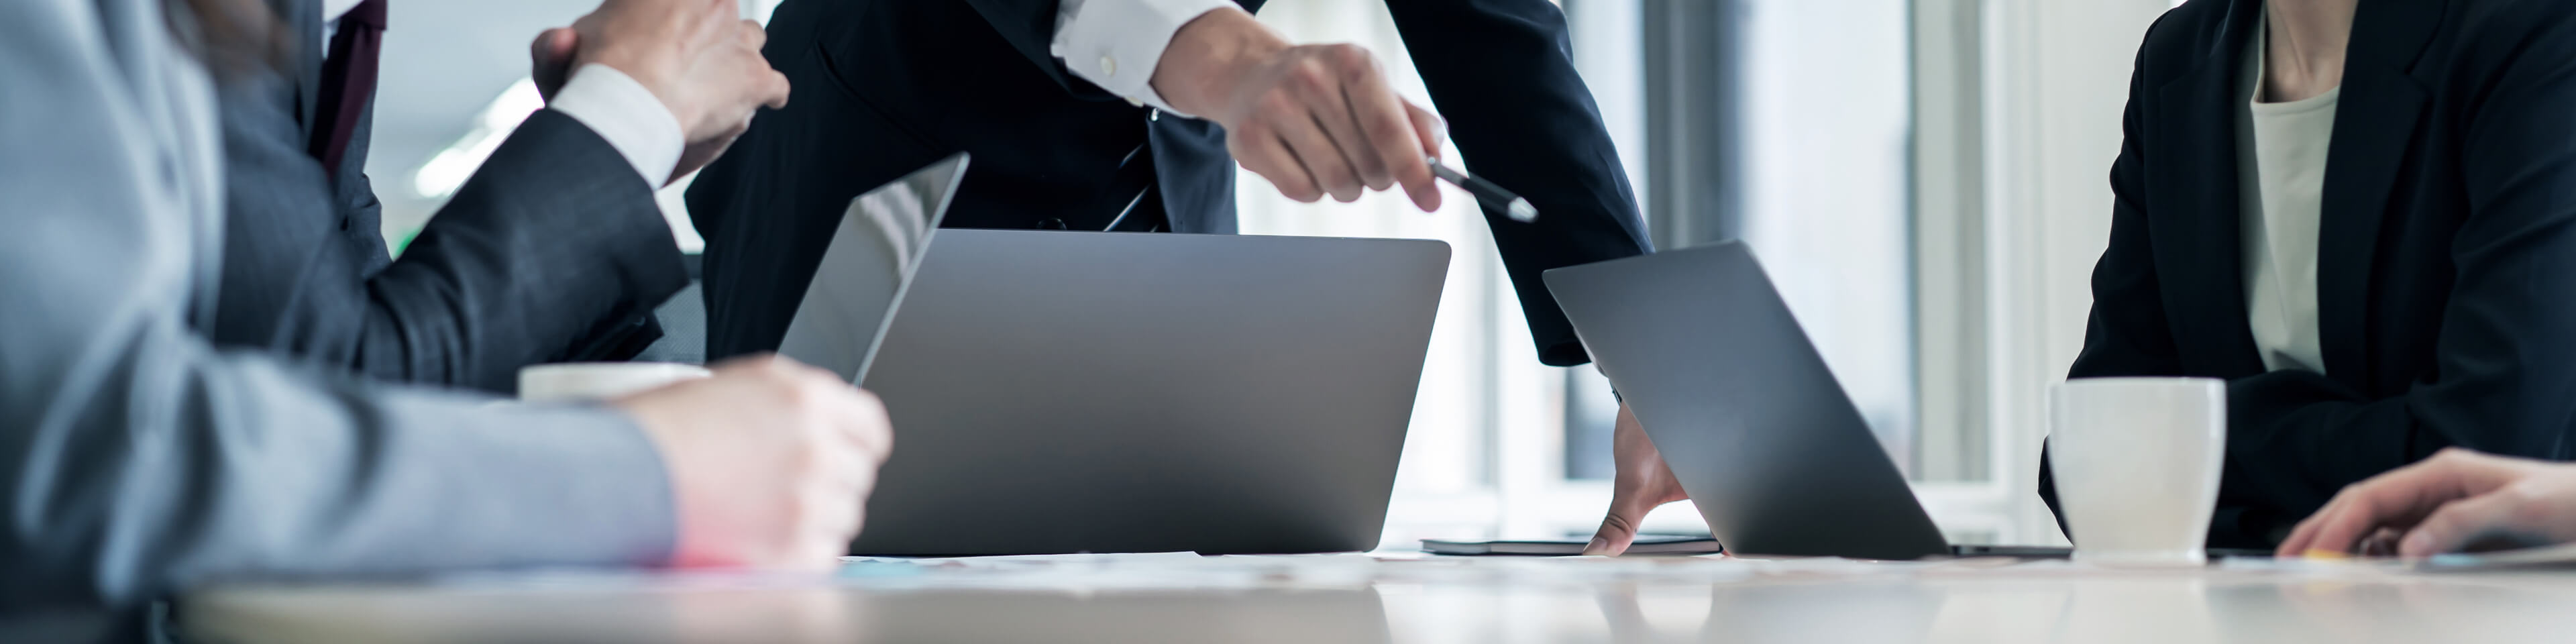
[2418,543,2576,572]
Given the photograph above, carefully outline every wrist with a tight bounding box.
[577,49,696,129]
[1150,7,1287,123]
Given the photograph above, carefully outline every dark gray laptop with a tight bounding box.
[845,230,1451,555]
[1542,242,1964,560]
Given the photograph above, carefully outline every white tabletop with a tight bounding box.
[180,553,2576,644]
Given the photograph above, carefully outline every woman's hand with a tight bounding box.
[2278,448,2576,557]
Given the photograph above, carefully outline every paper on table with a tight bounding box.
[2418,542,2576,572]
[842,551,1205,569]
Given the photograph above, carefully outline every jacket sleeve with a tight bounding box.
[210,66,688,393]
[1383,0,1654,366]
[959,0,1089,95]
[2214,16,2576,531]
[0,3,676,608]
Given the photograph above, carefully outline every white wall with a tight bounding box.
[1968,0,2174,542]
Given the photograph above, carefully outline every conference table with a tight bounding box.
[182,551,2576,643]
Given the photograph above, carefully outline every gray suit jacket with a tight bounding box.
[207,0,689,393]
[0,0,676,609]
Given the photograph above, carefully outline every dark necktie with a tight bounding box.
[309,0,386,179]
[1102,139,1169,233]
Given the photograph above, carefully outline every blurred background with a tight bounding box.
[369,0,2183,549]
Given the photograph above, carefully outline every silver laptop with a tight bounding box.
[1544,242,1974,560]
[846,230,1450,555]
[775,154,968,382]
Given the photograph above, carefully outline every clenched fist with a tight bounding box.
[613,356,892,570]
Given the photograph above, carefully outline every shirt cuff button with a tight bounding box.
[1099,56,1118,77]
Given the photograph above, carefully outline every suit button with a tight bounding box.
[1149,108,1161,122]
[1037,218,1069,230]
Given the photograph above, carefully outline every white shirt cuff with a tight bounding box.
[547,64,686,188]
[1049,0,1235,117]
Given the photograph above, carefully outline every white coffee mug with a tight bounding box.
[2047,377,2226,566]
[519,362,711,402]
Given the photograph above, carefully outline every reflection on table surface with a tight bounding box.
[181,553,2576,644]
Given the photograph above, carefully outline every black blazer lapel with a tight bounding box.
[2151,0,2265,376]
[2316,0,2440,382]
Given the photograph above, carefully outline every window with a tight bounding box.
[1244,0,1919,545]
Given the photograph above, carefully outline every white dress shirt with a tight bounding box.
[1051,0,1235,117]
[321,1,683,186]
[321,0,362,42]
[2235,21,2338,374]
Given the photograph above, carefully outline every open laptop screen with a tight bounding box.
[775,154,969,383]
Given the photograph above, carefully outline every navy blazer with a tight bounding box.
[685,0,1653,366]
[205,0,686,393]
[2041,0,2576,548]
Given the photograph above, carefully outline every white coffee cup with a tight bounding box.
[519,362,711,402]
[2047,377,2226,566]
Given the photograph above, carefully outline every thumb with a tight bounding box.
[530,28,580,102]
[1585,484,1658,556]
[1399,101,1446,213]
[2399,490,2524,558]
[1405,101,1446,158]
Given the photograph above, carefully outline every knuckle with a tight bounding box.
[2504,486,2550,521]
[1289,62,1333,93]
[774,381,819,417]
[1334,46,1375,76]
[1599,513,1638,534]
[1261,93,1302,119]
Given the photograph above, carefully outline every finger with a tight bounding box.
[794,486,862,570]
[2400,490,2528,558]
[1299,50,1384,189]
[2294,482,2421,556]
[2277,512,2327,557]
[2292,457,2493,555]
[1271,104,1362,202]
[741,19,767,49]
[1399,103,1447,212]
[759,66,792,111]
[2276,491,2351,556]
[1576,474,1658,559]
[1319,95,1385,189]
[1337,56,1437,210]
[2359,527,2404,557]
[529,28,578,101]
[836,390,895,463]
[1585,486,1662,556]
[1238,125,1323,203]
[819,428,879,498]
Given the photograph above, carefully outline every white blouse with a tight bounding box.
[2236,21,2341,374]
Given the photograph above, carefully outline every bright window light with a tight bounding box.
[409,78,543,199]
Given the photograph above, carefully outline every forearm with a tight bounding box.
[362,109,688,390]
[1386,0,1652,364]
[3,350,678,606]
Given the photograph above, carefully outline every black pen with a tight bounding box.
[1427,156,1539,223]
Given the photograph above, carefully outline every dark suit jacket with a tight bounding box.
[2040,0,2576,549]
[207,0,686,393]
[686,0,1653,366]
